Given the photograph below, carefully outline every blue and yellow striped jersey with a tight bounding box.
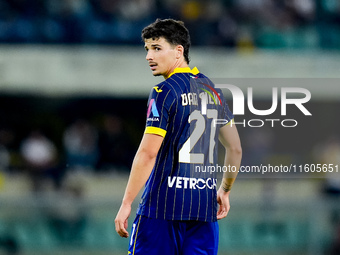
[137,67,234,222]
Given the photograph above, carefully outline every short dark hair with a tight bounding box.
[141,19,191,64]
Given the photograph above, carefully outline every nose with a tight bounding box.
[146,50,153,61]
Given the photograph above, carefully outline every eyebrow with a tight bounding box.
[145,43,162,50]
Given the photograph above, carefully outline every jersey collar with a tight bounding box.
[167,67,199,79]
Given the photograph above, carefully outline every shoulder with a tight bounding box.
[149,81,173,98]
[151,76,188,99]
[166,73,192,96]
[148,81,177,107]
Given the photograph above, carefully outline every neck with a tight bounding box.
[164,59,188,79]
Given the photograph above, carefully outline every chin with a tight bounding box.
[152,70,162,77]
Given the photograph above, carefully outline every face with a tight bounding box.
[144,37,180,78]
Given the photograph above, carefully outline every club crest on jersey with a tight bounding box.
[147,99,160,121]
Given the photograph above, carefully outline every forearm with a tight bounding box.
[122,149,156,205]
[220,147,242,192]
[115,133,163,238]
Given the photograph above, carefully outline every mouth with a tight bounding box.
[149,63,157,71]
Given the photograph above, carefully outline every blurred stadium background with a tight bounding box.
[0,0,340,254]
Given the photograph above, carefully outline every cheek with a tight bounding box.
[164,52,175,63]
[159,54,169,66]
[157,50,175,67]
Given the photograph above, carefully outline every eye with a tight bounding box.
[155,47,161,51]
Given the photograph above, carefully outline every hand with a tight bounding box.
[216,187,231,220]
[115,202,131,238]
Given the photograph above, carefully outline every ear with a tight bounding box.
[175,45,184,59]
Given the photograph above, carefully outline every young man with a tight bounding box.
[115,19,242,255]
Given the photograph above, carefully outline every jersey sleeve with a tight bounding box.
[144,84,175,137]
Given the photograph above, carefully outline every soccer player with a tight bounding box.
[115,19,242,255]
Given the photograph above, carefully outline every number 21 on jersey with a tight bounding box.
[179,109,218,164]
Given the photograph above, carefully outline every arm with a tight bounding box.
[115,132,164,237]
[216,123,242,220]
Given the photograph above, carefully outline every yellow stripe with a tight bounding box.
[145,126,167,137]
[132,215,142,255]
[167,66,199,78]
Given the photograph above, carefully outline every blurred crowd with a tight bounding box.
[0,114,137,194]
[0,0,339,48]
[0,110,141,253]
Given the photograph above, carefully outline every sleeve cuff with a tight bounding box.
[145,126,167,137]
